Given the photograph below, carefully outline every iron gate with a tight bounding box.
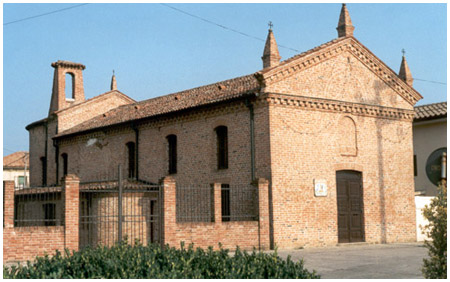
[79,170,162,249]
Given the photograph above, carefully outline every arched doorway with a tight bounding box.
[336,170,364,243]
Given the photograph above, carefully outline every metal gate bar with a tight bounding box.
[79,166,162,249]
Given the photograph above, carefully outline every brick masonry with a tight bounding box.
[3,176,80,263]
[24,29,419,251]
[161,176,270,250]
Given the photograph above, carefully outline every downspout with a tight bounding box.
[54,140,59,185]
[245,96,258,248]
[133,125,139,180]
[44,122,48,186]
[245,98,256,182]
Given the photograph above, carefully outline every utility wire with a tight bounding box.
[413,78,446,85]
[4,3,445,86]
[160,3,300,53]
[160,4,449,86]
[4,3,89,26]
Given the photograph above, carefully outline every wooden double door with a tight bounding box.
[336,171,365,243]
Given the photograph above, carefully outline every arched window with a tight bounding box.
[215,126,228,169]
[40,157,47,186]
[65,73,75,99]
[167,135,177,174]
[126,142,136,179]
[61,153,68,176]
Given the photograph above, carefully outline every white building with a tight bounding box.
[413,102,447,196]
[413,101,446,241]
[3,151,29,188]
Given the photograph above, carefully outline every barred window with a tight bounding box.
[215,126,228,169]
[221,184,230,222]
[167,135,177,174]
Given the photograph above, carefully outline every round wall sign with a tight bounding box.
[426,147,447,186]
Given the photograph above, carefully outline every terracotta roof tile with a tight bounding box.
[414,102,447,121]
[3,151,29,169]
[55,73,260,138]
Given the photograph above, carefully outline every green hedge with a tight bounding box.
[4,241,320,279]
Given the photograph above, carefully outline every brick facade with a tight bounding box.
[23,5,420,252]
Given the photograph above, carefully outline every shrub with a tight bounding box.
[3,241,320,279]
[422,180,447,279]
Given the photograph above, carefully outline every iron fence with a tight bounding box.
[79,177,162,249]
[176,185,214,222]
[176,184,259,223]
[222,185,258,222]
[13,186,64,227]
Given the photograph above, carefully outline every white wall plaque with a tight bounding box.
[314,179,328,197]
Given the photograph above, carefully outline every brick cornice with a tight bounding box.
[265,92,415,121]
[260,37,422,106]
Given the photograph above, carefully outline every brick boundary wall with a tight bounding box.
[3,175,80,263]
[161,176,270,250]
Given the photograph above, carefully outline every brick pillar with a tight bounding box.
[161,176,176,247]
[256,178,270,250]
[3,181,15,228]
[212,183,222,224]
[63,174,79,252]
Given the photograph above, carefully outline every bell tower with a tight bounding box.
[48,60,86,114]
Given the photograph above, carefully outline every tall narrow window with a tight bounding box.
[61,153,68,176]
[126,142,136,179]
[65,73,75,99]
[40,157,47,186]
[167,135,177,174]
[215,126,228,169]
[221,184,230,222]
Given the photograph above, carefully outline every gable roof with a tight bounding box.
[54,89,135,115]
[259,36,423,106]
[55,73,260,138]
[414,102,447,122]
[54,36,423,140]
[3,151,29,169]
[26,90,135,131]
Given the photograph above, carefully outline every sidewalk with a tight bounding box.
[273,242,427,279]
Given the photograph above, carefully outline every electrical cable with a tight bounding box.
[4,3,89,26]
[160,3,300,53]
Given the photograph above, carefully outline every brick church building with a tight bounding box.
[26,4,421,249]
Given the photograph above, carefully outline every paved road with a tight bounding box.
[274,242,428,279]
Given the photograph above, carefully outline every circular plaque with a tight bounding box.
[426,147,447,186]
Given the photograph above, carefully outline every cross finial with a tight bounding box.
[113,69,115,75]
[268,21,273,30]
[402,49,406,57]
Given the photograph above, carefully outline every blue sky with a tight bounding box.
[3,3,447,154]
